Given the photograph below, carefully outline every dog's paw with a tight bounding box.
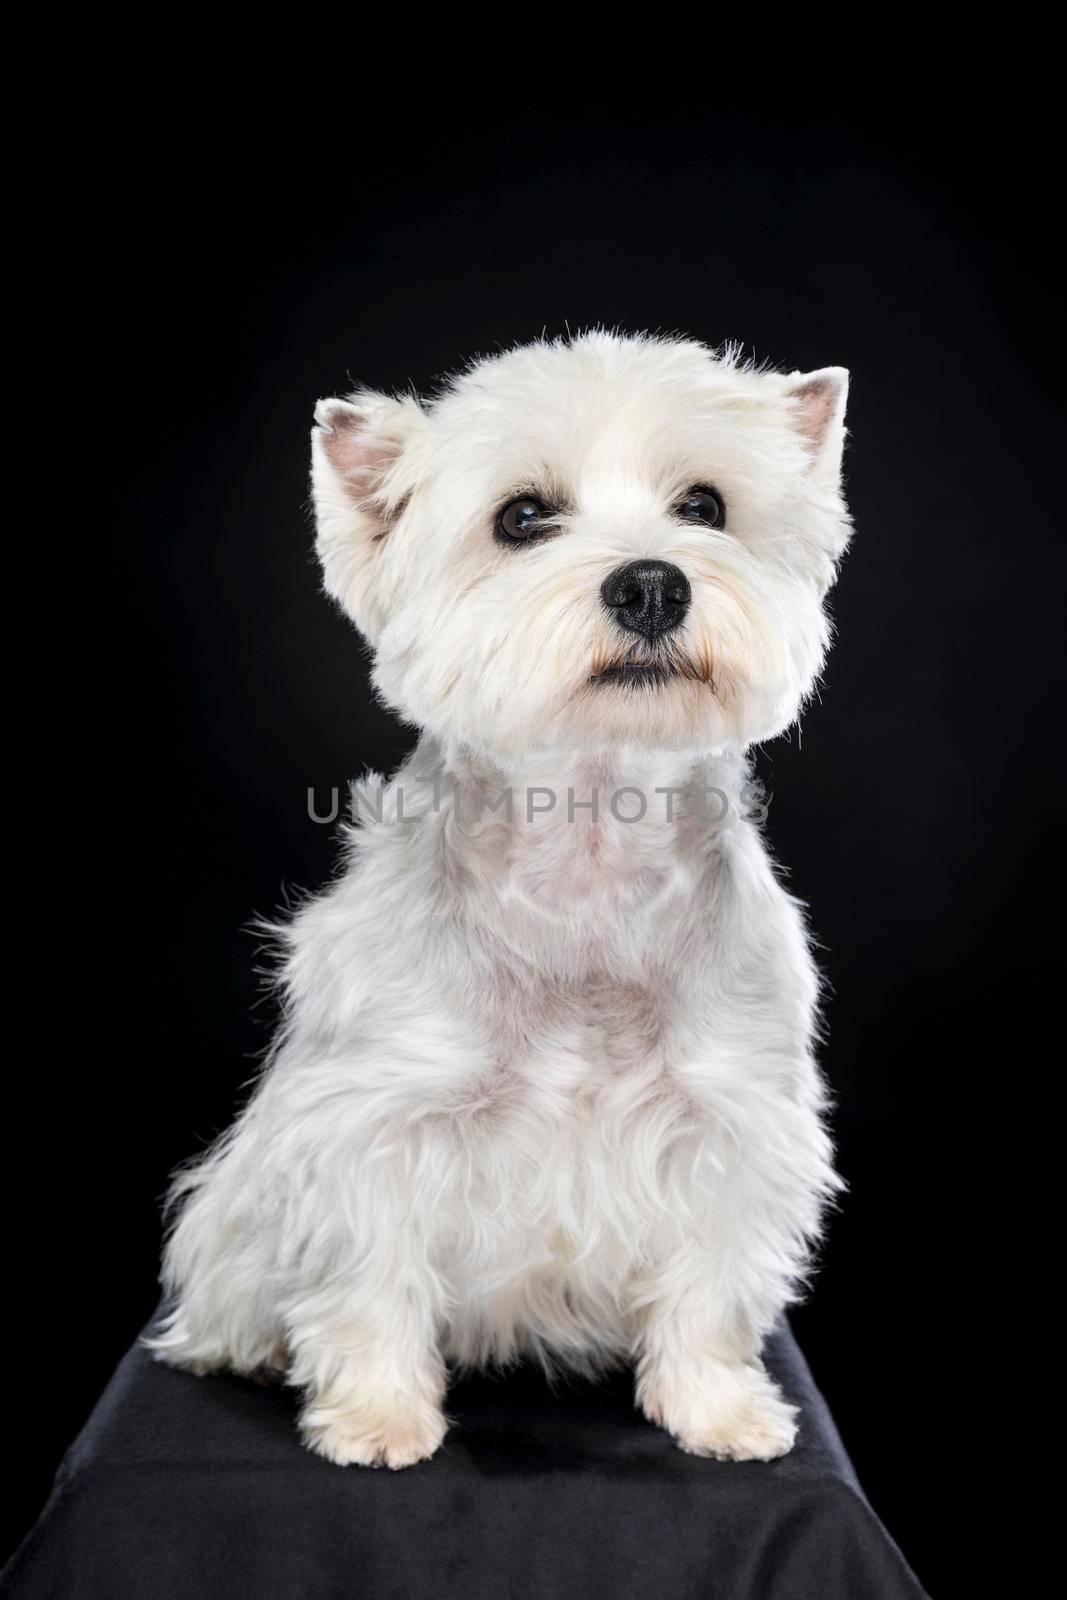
[640,1360,797,1462]
[301,1400,447,1470]
[675,1385,797,1461]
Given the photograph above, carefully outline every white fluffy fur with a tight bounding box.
[147,330,852,1469]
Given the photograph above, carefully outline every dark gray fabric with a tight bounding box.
[3,1316,927,1599]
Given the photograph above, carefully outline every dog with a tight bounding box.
[147,330,851,1469]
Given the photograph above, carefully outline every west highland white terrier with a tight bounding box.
[148,330,851,1469]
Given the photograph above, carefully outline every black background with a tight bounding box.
[9,96,1061,1596]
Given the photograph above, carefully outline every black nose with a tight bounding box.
[601,560,691,640]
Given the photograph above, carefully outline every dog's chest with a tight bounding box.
[437,968,703,1337]
[564,974,668,1091]
[456,964,681,1123]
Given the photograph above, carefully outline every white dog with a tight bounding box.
[148,330,851,1470]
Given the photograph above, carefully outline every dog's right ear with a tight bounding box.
[311,390,426,638]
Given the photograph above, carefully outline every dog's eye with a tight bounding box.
[674,486,725,529]
[496,496,555,544]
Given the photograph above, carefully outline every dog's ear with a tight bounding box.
[311,390,426,638]
[783,368,849,480]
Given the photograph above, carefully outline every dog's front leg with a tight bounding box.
[288,1251,448,1471]
[634,1258,798,1461]
[634,1085,836,1460]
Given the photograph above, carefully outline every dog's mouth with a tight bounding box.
[594,661,682,687]
[589,642,714,690]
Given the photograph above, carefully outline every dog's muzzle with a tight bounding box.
[601,560,691,641]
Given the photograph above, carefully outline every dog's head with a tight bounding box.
[311,331,849,756]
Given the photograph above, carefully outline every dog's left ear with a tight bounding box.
[311,390,427,639]
[783,368,849,481]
